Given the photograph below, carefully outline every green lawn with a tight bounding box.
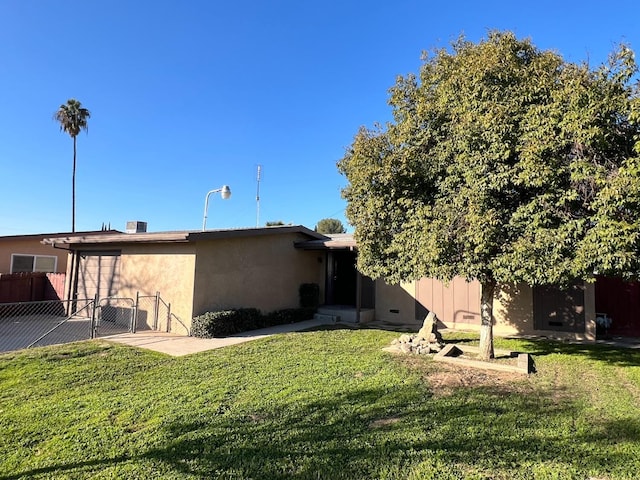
[1,328,639,479]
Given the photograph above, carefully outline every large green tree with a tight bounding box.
[316,218,346,234]
[54,99,91,233]
[338,32,640,360]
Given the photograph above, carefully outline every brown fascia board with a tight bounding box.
[295,233,357,250]
[0,229,121,242]
[42,231,191,247]
[188,225,328,242]
[42,225,327,248]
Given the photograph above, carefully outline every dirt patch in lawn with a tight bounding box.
[397,354,531,398]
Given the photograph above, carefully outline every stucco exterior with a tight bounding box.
[1,236,67,273]
[118,244,197,333]
[374,281,418,326]
[493,282,596,341]
[42,228,598,341]
[193,232,324,316]
[46,226,327,335]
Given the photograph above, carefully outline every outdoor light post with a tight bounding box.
[202,185,231,231]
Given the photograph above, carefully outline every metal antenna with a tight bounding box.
[256,165,262,227]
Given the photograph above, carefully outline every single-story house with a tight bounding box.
[42,225,639,340]
[44,226,327,334]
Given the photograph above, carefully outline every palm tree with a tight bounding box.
[54,99,91,232]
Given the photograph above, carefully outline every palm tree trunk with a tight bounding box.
[72,135,77,233]
[479,279,496,360]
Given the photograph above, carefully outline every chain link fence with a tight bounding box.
[0,292,189,354]
[0,298,95,353]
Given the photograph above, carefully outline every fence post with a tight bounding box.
[90,293,99,339]
[153,291,160,331]
[166,302,172,333]
[131,292,139,334]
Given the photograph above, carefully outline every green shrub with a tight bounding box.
[236,308,262,331]
[192,307,316,338]
[265,307,316,326]
[191,310,238,338]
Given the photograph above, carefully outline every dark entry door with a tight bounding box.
[326,251,357,306]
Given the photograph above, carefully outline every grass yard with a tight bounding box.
[1,328,639,479]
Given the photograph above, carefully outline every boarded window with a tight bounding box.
[533,283,585,332]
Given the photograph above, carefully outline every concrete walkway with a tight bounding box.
[103,318,334,356]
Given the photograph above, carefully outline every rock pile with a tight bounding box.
[390,312,445,355]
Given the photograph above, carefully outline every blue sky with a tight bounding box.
[1,0,638,235]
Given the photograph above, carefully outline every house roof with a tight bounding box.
[0,230,121,242]
[295,233,357,250]
[42,225,328,248]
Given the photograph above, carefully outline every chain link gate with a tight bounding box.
[94,297,136,337]
[0,292,190,353]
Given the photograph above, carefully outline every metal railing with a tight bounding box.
[0,291,189,354]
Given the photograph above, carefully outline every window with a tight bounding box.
[10,254,57,273]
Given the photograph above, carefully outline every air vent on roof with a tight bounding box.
[126,221,147,234]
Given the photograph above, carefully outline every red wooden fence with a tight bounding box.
[0,273,66,303]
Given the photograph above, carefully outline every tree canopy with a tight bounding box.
[338,31,640,358]
[316,218,346,234]
[55,99,90,139]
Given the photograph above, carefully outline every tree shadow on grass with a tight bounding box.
[438,330,640,368]
[0,456,132,480]
[138,383,638,479]
[507,339,640,367]
[4,374,639,479]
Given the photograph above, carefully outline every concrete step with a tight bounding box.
[316,307,375,324]
[314,313,340,323]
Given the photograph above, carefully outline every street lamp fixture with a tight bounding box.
[202,185,231,231]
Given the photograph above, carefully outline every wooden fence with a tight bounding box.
[0,272,66,303]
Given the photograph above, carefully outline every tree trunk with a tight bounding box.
[72,136,77,233]
[479,279,496,361]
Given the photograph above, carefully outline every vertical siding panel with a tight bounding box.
[443,279,454,325]
[430,278,443,323]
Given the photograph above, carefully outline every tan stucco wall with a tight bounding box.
[0,239,70,273]
[192,233,324,316]
[492,282,595,341]
[374,281,419,326]
[492,283,534,336]
[116,244,196,335]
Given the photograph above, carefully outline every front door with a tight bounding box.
[326,250,357,306]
